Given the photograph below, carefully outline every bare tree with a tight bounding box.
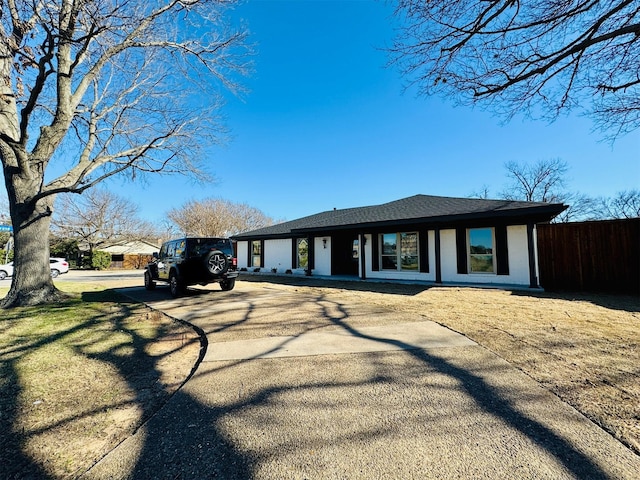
[553,191,601,223]
[468,185,491,199]
[52,189,159,253]
[391,1,640,138]
[0,1,249,307]
[474,159,637,221]
[501,158,569,203]
[167,198,275,237]
[596,189,640,218]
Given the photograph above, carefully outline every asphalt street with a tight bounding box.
[81,278,640,479]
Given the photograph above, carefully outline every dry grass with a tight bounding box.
[0,285,200,479]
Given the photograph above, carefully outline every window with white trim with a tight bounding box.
[380,232,419,271]
[468,228,495,273]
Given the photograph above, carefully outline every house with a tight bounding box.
[232,194,567,288]
[100,240,160,269]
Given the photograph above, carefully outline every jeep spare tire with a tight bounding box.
[205,250,228,275]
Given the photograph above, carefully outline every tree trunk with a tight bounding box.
[0,191,69,308]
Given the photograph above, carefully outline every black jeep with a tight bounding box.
[144,237,238,297]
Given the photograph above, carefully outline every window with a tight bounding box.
[381,233,397,269]
[251,240,262,267]
[468,228,495,273]
[380,232,419,271]
[297,238,308,269]
[175,240,185,258]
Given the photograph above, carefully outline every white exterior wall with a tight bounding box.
[241,224,535,287]
[363,234,372,278]
[264,239,293,273]
[236,241,249,269]
[363,227,532,286]
[440,226,531,286]
[237,237,331,275]
[439,229,458,281]
[532,224,540,283]
[507,225,533,285]
[314,236,332,275]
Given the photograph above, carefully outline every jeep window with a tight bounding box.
[167,241,176,258]
[176,240,186,258]
[188,238,233,257]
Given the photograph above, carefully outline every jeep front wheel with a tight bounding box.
[205,250,228,275]
[220,278,235,291]
[144,270,156,290]
[169,272,183,298]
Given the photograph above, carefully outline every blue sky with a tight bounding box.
[124,0,639,223]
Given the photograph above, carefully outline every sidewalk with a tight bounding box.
[83,282,640,479]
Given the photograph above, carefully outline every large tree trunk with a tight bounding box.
[0,164,68,308]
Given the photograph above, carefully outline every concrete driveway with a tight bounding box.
[84,280,640,479]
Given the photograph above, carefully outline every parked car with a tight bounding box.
[144,237,238,297]
[50,258,69,278]
[0,261,14,280]
[0,258,69,279]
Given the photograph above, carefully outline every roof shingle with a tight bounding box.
[233,194,566,239]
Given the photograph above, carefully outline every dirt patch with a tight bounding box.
[240,275,640,456]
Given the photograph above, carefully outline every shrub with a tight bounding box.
[0,249,13,263]
[90,251,112,270]
[50,237,79,260]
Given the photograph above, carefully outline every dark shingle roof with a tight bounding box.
[233,194,566,239]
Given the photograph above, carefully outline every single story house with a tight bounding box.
[232,194,567,288]
[100,240,160,269]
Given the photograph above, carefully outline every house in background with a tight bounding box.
[100,240,159,269]
[232,195,567,289]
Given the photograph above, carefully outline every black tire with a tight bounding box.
[169,272,183,298]
[50,269,59,278]
[220,278,236,291]
[144,270,156,291]
[0,271,7,280]
[205,250,229,275]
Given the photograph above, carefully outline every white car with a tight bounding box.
[50,258,69,278]
[0,258,69,279]
[0,261,14,280]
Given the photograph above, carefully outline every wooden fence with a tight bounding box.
[537,219,639,294]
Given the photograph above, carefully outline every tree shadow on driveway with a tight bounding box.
[83,285,638,479]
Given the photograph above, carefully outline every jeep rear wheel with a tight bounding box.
[144,270,156,290]
[205,250,228,275]
[169,272,183,298]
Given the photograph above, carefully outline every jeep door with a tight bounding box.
[157,241,175,281]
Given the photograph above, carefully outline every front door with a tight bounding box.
[331,234,359,276]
